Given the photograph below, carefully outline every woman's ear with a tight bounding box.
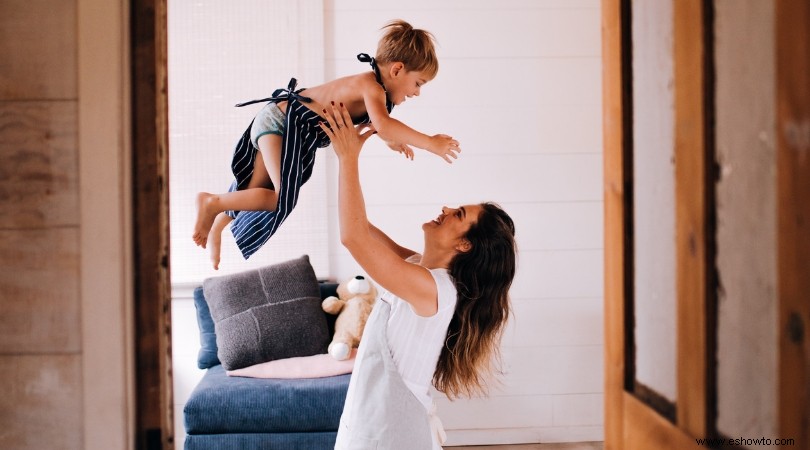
[455,239,472,253]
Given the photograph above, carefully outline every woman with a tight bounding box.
[321,104,517,450]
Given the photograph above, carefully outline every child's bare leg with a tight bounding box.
[206,151,272,263]
[257,133,283,201]
[193,135,282,248]
[193,188,278,247]
[193,149,280,247]
[208,212,232,270]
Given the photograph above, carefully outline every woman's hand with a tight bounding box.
[320,103,375,161]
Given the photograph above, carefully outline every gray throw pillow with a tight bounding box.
[202,255,329,371]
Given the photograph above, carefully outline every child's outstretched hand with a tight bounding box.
[385,140,415,160]
[428,134,461,163]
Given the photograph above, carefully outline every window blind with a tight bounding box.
[167,0,329,284]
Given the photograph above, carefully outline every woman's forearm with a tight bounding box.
[368,223,417,259]
[337,157,370,247]
[325,103,435,311]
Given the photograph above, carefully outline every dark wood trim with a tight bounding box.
[775,1,810,449]
[701,0,720,442]
[632,380,676,423]
[132,0,173,448]
[155,0,173,446]
[623,392,696,450]
[618,0,636,396]
[673,0,710,438]
[602,0,628,448]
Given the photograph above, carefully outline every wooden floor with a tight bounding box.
[451,443,603,450]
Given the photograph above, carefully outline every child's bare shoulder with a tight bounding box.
[319,73,375,97]
[358,72,388,103]
[339,72,383,94]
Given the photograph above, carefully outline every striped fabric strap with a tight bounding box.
[233,78,312,108]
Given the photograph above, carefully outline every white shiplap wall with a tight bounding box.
[324,0,604,445]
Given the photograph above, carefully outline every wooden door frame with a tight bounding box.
[673,0,713,438]
[132,0,173,448]
[602,0,704,447]
[601,1,629,447]
[604,1,810,449]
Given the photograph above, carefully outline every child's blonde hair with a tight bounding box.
[375,20,439,79]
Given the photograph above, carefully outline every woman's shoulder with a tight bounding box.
[379,264,456,314]
[403,256,455,301]
[427,268,456,311]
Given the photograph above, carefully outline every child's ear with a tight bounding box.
[390,62,405,77]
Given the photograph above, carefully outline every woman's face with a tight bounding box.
[387,67,431,106]
[422,204,482,250]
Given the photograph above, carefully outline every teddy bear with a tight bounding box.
[321,275,378,360]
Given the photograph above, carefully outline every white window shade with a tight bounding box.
[167,0,329,285]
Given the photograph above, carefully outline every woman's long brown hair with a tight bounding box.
[433,202,517,399]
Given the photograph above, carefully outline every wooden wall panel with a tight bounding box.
[0,355,82,450]
[0,228,80,353]
[0,101,79,228]
[0,0,77,99]
[77,0,133,446]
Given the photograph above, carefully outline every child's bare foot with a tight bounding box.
[193,193,217,248]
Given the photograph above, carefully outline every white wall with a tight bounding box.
[325,0,604,444]
[168,1,330,284]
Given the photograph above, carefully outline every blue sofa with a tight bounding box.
[184,283,350,450]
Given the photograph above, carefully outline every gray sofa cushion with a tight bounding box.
[202,255,329,371]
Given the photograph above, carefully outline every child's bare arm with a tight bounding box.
[363,86,461,163]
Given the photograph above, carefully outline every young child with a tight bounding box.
[193,20,461,268]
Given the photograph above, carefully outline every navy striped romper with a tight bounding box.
[225,53,394,259]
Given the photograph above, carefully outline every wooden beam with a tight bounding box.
[132,0,173,448]
[673,0,711,438]
[602,0,628,448]
[154,0,174,447]
[775,1,810,449]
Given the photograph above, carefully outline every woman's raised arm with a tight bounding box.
[320,104,438,316]
[368,223,417,260]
